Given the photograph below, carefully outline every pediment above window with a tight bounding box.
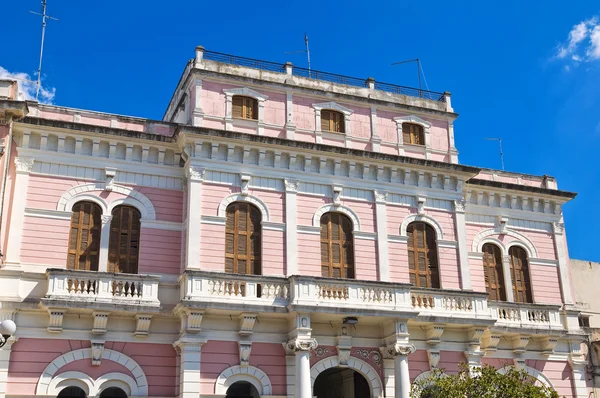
[312,101,353,115]
[222,87,269,102]
[393,115,432,128]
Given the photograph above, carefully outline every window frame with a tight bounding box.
[231,95,259,121]
[225,202,262,276]
[319,212,355,279]
[402,122,425,146]
[482,243,507,301]
[320,109,345,133]
[67,201,102,272]
[508,245,534,303]
[108,205,142,274]
[406,221,440,289]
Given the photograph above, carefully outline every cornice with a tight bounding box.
[467,178,576,200]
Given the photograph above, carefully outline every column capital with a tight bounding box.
[101,215,113,225]
[185,165,206,182]
[454,198,466,213]
[284,178,300,192]
[552,221,565,235]
[374,190,388,203]
[14,157,34,173]
[285,338,318,353]
[382,343,415,357]
[173,338,207,351]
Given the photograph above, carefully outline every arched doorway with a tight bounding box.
[313,367,370,398]
[226,381,260,398]
[57,386,87,397]
[99,387,128,398]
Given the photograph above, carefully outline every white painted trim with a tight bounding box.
[400,214,444,240]
[388,234,408,243]
[36,349,148,396]
[57,183,157,220]
[217,193,270,222]
[201,215,227,226]
[297,225,320,235]
[437,240,458,249]
[310,356,382,398]
[223,87,269,102]
[497,365,553,389]
[24,208,72,220]
[5,160,32,264]
[262,222,286,231]
[471,228,538,258]
[215,365,273,395]
[95,372,138,396]
[394,115,432,159]
[312,204,361,231]
[354,231,377,240]
[141,219,184,231]
[312,101,353,115]
[46,371,94,396]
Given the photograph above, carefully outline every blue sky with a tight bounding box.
[1,1,599,261]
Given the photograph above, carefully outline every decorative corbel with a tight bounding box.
[337,324,352,367]
[497,216,508,235]
[511,335,530,354]
[427,349,441,370]
[239,341,252,366]
[541,337,558,356]
[239,313,258,336]
[426,324,445,345]
[91,340,105,366]
[135,314,152,337]
[47,309,65,333]
[92,311,109,335]
[240,174,251,196]
[176,309,204,334]
[104,167,117,191]
[417,196,427,214]
[333,185,343,206]
[481,331,501,353]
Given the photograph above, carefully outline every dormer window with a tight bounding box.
[232,96,258,120]
[402,123,424,146]
[321,110,345,133]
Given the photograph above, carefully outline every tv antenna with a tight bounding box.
[391,58,430,97]
[285,33,311,77]
[484,138,505,170]
[30,0,58,101]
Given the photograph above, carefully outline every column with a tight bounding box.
[453,199,472,290]
[502,255,515,302]
[5,158,34,265]
[374,190,390,281]
[284,179,299,276]
[552,221,574,305]
[98,215,112,272]
[384,343,415,398]
[174,340,204,398]
[185,165,205,269]
[286,338,318,398]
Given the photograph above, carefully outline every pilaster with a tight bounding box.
[185,165,206,269]
[453,198,472,290]
[192,79,204,126]
[5,157,34,265]
[173,339,206,398]
[285,91,296,140]
[98,215,112,272]
[374,190,390,281]
[284,179,299,276]
[0,338,16,398]
[552,220,574,306]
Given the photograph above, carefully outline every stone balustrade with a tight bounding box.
[410,288,491,320]
[489,302,563,330]
[44,268,161,311]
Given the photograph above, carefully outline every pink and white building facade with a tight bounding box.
[0,47,589,398]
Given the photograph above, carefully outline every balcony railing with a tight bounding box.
[44,269,161,310]
[489,302,562,330]
[410,288,491,319]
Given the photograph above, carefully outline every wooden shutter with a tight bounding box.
[321,110,331,132]
[108,206,141,274]
[225,203,262,275]
[67,202,101,271]
[402,123,424,145]
[232,96,258,120]
[509,246,533,303]
[321,110,344,133]
[482,243,506,301]
[407,222,440,288]
[320,213,354,279]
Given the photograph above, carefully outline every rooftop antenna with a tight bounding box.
[391,58,430,97]
[30,0,58,101]
[285,33,311,77]
[484,138,505,170]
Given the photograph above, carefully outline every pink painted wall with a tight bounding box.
[21,216,69,265]
[408,350,465,381]
[355,238,378,280]
[389,241,410,283]
[139,228,182,275]
[470,256,488,293]
[439,247,461,289]
[7,338,176,397]
[200,340,286,396]
[350,347,384,383]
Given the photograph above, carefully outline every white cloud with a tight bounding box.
[0,66,56,104]
[555,17,600,65]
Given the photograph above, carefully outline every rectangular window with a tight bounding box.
[232,96,258,120]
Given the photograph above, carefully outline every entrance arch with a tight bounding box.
[314,367,370,398]
[226,381,260,398]
[310,356,382,398]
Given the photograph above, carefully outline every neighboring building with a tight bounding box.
[571,259,600,395]
[0,46,589,398]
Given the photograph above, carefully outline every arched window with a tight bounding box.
[320,213,354,278]
[67,201,102,271]
[482,243,506,301]
[57,386,87,397]
[407,222,440,288]
[321,110,345,133]
[509,246,533,303]
[108,206,141,274]
[232,96,258,120]
[402,123,425,145]
[99,387,128,398]
[225,203,262,275]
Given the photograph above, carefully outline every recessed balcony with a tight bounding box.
[488,301,563,331]
[43,268,161,312]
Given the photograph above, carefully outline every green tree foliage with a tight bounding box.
[411,364,561,398]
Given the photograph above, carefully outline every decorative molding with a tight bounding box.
[353,349,383,370]
[200,215,227,226]
[312,101,353,115]
[427,349,441,369]
[400,213,444,239]
[374,189,388,203]
[91,340,105,366]
[239,341,252,366]
[471,227,538,258]
[481,332,501,353]
[239,313,257,336]
[47,309,65,333]
[382,343,416,357]
[552,221,565,235]
[393,115,432,128]
[284,178,300,192]
[240,174,251,195]
[468,328,485,347]
[332,185,343,205]
[454,198,466,213]
[498,365,553,389]
[92,311,109,334]
[511,335,530,354]
[417,196,427,214]
[215,365,272,395]
[14,157,35,173]
[104,167,117,191]
[223,87,269,102]
[540,337,558,356]
[134,314,152,337]
[101,214,113,225]
[285,338,318,352]
[426,324,444,345]
[24,207,71,220]
[312,203,361,231]
[186,165,206,182]
[312,346,331,358]
[217,193,270,221]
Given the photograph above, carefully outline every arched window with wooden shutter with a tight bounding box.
[67,201,102,271]
[232,95,258,120]
[321,110,345,133]
[402,123,425,145]
[407,222,440,288]
[108,205,141,274]
[482,243,506,301]
[225,202,262,275]
[509,246,533,303]
[320,213,354,279]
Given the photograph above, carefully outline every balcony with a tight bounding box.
[43,268,161,312]
[410,288,493,321]
[488,302,563,331]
